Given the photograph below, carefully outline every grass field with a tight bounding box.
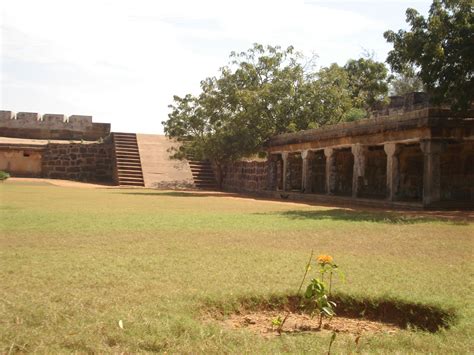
[0,179,473,353]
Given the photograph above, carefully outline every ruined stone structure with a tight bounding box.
[220,93,474,209]
[0,111,110,141]
[265,105,474,209]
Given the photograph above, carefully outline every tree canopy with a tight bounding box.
[384,0,473,111]
[163,44,390,184]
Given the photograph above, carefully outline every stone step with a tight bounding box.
[188,161,212,166]
[117,165,142,171]
[192,172,215,177]
[114,137,137,142]
[116,162,141,167]
[118,176,144,183]
[191,168,213,174]
[115,147,140,153]
[116,153,140,158]
[112,132,144,187]
[117,172,143,178]
[115,142,138,148]
[113,132,137,137]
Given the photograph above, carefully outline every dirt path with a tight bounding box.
[7,177,114,189]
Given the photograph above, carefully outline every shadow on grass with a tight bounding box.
[262,209,470,225]
[205,293,456,333]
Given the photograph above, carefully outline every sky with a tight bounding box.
[1,0,432,134]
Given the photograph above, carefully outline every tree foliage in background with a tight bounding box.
[384,0,473,111]
[389,65,425,96]
[344,58,390,110]
[163,44,391,184]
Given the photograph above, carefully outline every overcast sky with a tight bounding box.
[1,0,431,134]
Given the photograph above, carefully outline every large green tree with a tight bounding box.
[384,0,473,111]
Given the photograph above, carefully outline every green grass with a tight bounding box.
[0,180,473,353]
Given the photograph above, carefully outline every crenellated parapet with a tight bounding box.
[0,111,110,141]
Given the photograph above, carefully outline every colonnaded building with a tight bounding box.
[1,92,473,210]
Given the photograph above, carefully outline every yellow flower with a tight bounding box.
[317,254,333,265]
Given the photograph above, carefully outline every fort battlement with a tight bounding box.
[0,110,110,141]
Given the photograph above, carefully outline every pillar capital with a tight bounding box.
[281,152,288,160]
[301,150,311,160]
[384,142,401,157]
[324,147,334,158]
[351,143,367,156]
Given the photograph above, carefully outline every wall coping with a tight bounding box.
[266,107,474,149]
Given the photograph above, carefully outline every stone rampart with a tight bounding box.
[42,141,114,182]
[221,161,268,192]
[0,110,110,140]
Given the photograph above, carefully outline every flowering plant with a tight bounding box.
[275,251,343,333]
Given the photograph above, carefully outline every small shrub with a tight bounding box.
[0,171,11,182]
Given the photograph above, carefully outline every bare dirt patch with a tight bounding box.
[8,177,113,189]
[220,310,399,337]
[204,294,455,338]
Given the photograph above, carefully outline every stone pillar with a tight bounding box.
[384,143,401,201]
[324,148,335,194]
[420,140,446,206]
[267,154,281,191]
[351,144,367,198]
[281,152,288,192]
[301,150,312,193]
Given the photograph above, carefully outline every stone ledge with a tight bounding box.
[267,108,474,148]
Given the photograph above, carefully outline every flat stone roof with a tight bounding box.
[266,108,474,150]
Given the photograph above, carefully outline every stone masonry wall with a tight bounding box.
[221,161,268,192]
[42,142,114,183]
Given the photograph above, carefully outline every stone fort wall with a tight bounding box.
[0,111,110,141]
[220,161,268,192]
[42,141,114,182]
[0,140,114,183]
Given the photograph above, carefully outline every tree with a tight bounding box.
[164,44,311,186]
[309,64,354,126]
[164,44,376,186]
[384,0,474,111]
[389,65,425,96]
[344,58,390,111]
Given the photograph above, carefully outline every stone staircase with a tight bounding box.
[112,133,144,187]
[187,156,218,190]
